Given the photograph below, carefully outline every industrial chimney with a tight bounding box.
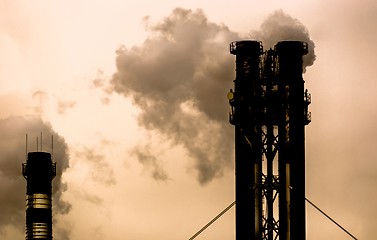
[22,151,56,240]
[229,40,311,240]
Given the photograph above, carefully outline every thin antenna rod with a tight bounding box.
[305,198,358,240]
[51,135,54,161]
[40,132,42,152]
[25,134,28,157]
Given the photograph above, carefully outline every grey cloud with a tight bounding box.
[57,100,76,115]
[111,8,238,185]
[54,226,71,240]
[31,90,48,115]
[91,70,113,105]
[130,145,169,182]
[73,147,116,186]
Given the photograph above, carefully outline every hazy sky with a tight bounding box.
[0,0,376,239]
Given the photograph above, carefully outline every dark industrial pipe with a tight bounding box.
[23,152,56,240]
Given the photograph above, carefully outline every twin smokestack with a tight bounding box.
[229,40,310,240]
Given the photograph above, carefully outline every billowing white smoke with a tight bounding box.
[108,8,315,184]
[0,116,70,237]
[251,10,316,70]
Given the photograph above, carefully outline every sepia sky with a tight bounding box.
[0,0,376,239]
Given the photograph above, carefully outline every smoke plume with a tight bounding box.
[130,145,169,182]
[111,8,238,184]
[72,146,116,186]
[57,100,76,115]
[251,9,316,69]
[108,8,315,184]
[0,116,70,235]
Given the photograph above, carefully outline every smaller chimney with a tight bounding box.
[22,152,56,240]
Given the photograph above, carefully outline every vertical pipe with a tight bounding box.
[23,152,56,240]
[276,41,308,240]
[51,135,54,161]
[25,134,28,159]
[230,40,263,240]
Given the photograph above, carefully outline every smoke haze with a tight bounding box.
[130,144,169,181]
[0,116,70,237]
[109,8,315,185]
[72,146,116,186]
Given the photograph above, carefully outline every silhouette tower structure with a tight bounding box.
[23,151,56,240]
[228,40,311,240]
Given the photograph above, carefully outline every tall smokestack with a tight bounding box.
[22,151,56,240]
[229,40,263,240]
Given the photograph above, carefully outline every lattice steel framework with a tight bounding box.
[228,40,311,240]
